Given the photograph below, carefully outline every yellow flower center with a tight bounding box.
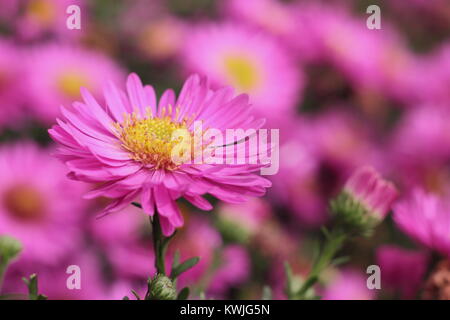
[113,108,195,170]
[27,0,56,25]
[223,54,260,91]
[57,71,90,99]
[3,185,46,222]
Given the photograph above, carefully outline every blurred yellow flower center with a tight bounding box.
[28,0,56,25]
[57,71,90,99]
[223,55,260,91]
[3,185,46,222]
[113,109,192,170]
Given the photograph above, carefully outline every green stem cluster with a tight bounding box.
[286,228,347,300]
[130,202,199,300]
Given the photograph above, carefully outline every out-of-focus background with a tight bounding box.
[0,0,449,299]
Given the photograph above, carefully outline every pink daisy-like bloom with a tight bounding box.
[120,0,186,62]
[376,245,429,299]
[15,0,86,41]
[0,142,86,265]
[49,73,271,236]
[181,23,302,121]
[393,189,450,258]
[168,216,222,287]
[25,44,124,125]
[2,252,109,300]
[207,245,251,298]
[321,269,375,300]
[343,166,398,221]
[89,205,155,280]
[0,38,25,129]
[0,0,19,23]
[221,0,297,39]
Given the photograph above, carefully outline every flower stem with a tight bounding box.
[151,213,167,275]
[0,260,7,291]
[294,228,347,299]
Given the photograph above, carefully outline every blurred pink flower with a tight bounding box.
[0,0,19,22]
[207,245,250,297]
[14,0,86,41]
[221,0,297,39]
[120,0,186,62]
[376,245,429,299]
[49,73,271,236]
[3,252,109,300]
[270,119,327,226]
[216,197,271,240]
[391,106,450,165]
[182,23,302,121]
[0,38,26,129]
[271,111,382,227]
[321,269,375,300]
[89,206,155,280]
[169,216,222,287]
[394,189,450,258]
[0,142,86,265]
[25,44,124,124]
[290,3,415,102]
[409,44,450,106]
[344,166,398,220]
[389,106,450,193]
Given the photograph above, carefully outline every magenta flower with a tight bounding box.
[25,44,124,124]
[14,0,86,41]
[0,142,86,265]
[376,245,429,299]
[207,245,251,297]
[49,73,271,236]
[181,23,302,120]
[0,39,25,129]
[321,269,375,300]
[343,166,398,221]
[394,189,450,258]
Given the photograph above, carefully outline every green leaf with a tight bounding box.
[131,202,142,209]
[331,256,350,267]
[22,274,46,300]
[295,275,318,299]
[131,290,141,300]
[177,287,190,300]
[284,261,294,298]
[170,257,200,280]
[172,250,181,270]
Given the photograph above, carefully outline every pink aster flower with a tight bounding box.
[181,23,302,121]
[207,245,251,298]
[221,0,297,38]
[3,252,109,300]
[393,189,450,258]
[0,142,86,265]
[321,269,375,300]
[376,245,429,299]
[343,166,398,221]
[49,73,271,236]
[14,0,86,41]
[120,0,186,62]
[89,205,155,280]
[25,44,124,124]
[0,38,26,129]
[168,216,222,287]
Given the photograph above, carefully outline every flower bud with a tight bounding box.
[330,166,398,236]
[148,274,177,300]
[0,235,22,263]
